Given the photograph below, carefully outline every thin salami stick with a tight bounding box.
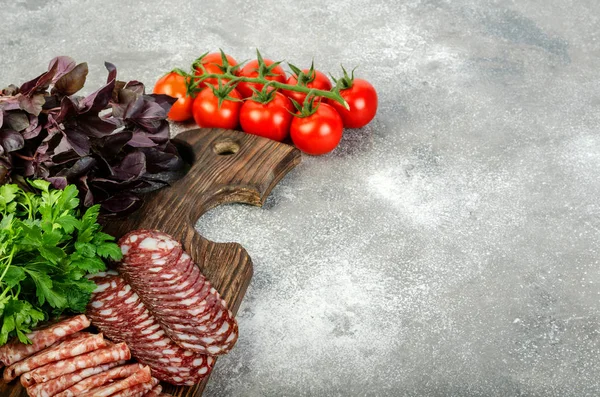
[78,366,151,397]
[23,342,130,386]
[25,361,125,397]
[108,377,160,397]
[53,363,144,397]
[0,315,90,367]
[3,333,107,382]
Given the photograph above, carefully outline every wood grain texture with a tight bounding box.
[0,128,301,397]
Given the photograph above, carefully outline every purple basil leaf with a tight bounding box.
[96,130,133,157]
[46,176,68,189]
[63,128,90,156]
[146,120,170,144]
[0,110,3,129]
[0,129,25,152]
[112,151,146,181]
[148,93,177,114]
[49,56,77,83]
[54,156,96,179]
[90,177,149,193]
[125,81,145,94]
[79,62,117,113]
[79,175,95,207]
[6,111,30,132]
[18,93,45,116]
[67,116,115,138]
[23,114,41,139]
[99,192,143,216]
[52,62,88,95]
[141,145,182,173]
[55,96,79,123]
[51,150,79,165]
[19,56,70,96]
[128,130,157,148]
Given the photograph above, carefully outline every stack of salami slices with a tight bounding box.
[86,230,239,386]
[0,315,170,397]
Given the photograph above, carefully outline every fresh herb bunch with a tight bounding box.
[0,180,122,346]
[0,56,184,216]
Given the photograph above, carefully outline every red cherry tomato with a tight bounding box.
[327,79,377,128]
[194,52,238,88]
[153,72,193,122]
[239,92,294,142]
[290,103,343,155]
[192,87,242,130]
[284,69,332,105]
[236,59,287,98]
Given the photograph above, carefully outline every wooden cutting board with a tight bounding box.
[0,128,301,397]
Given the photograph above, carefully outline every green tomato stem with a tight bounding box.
[191,72,350,110]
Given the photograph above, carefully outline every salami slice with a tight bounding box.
[77,365,151,397]
[109,377,159,397]
[117,230,238,355]
[53,363,144,397]
[0,315,90,367]
[22,342,130,386]
[25,361,125,397]
[3,332,107,382]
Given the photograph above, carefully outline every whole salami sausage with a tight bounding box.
[3,332,107,382]
[22,342,130,386]
[77,366,151,397]
[53,363,144,397]
[0,315,90,367]
[108,377,160,397]
[25,361,125,397]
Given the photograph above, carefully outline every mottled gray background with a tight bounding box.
[2,0,600,396]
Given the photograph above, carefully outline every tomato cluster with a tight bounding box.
[153,51,378,156]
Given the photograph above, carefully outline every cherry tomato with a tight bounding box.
[236,59,287,98]
[284,69,332,105]
[327,79,377,128]
[290,103,343,155]
[153,72,193,122]
[192,87,242,130]
[239,92,294,142]
[194,52,238,88]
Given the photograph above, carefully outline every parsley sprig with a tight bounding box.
[0,180,122,346]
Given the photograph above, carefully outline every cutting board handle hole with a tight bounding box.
[214,140,240,156]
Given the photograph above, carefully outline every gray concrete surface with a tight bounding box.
[2,0,600,395]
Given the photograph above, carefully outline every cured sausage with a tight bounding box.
[77,365,151,397]
[142,384,163,397]
[87,272,214,385]
[0,315,90,367]
[117,230,238,355]
[53,363,144,397]
[3,332,107,382]
[109,377,159,397]
[22,342,130,386]
[25,361,125,397]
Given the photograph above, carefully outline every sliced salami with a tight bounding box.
[53,363,144,397]
[117,230,238,355]
[87,273,214,385]
[23,342,130,386]
[77,365,151,397]
[3,332,106,382]
[0,315,90,367]
[25,361,124,397]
